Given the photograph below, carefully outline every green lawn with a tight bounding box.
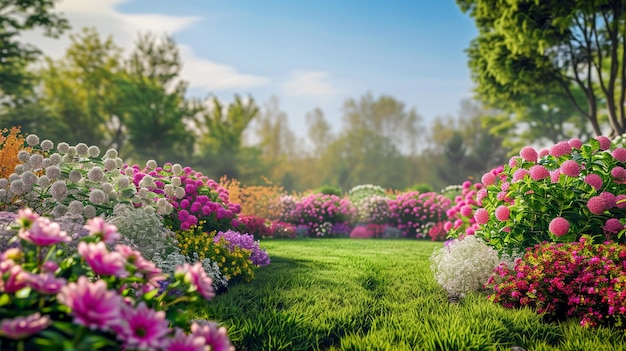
[189,239,626,351]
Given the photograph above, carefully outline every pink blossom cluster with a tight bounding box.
[486,237,626,329]
[287,193,357,236]
[122,163,242,232]
[387,191,451,239]
[0,208,234,350]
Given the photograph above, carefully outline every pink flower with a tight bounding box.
[529,165,550,181]
[481,172,496,186]
[550,169,561,183]
[191,320,235,351]
[611,166,626,180]
[474,208,489,225]
[508,156,521,168]
[176,262,215,300]
[78,242,126,277]
[520,146,538,162]
[548,217,570,236]
[28,273,66,294]
[584,174,603,191]
[617,195,626,209]
[560,160,580,177]
[612,147,626,162]
[16,208,40,229]
[84,217,120,243]
[603,218,623,234]
[0,312,52,340]
[163,328,205,351]
[568,138,583,149]
[460,205,473,217]
[0,260,28,293]
[114,302,170,351]
[495,206,510,221]
[57,277,122,330]
[600,191,617,209]
[550,141,573,157]
[596,136,611,150]
[512,169,528,183]
[18,217,70,246]
[587,196,607,215]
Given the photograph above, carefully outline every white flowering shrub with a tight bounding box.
[430,235,501,298]
[105,204,177,261]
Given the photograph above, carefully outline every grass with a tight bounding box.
[189,238,626,351]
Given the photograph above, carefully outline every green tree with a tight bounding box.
[306,107,334,155]
[458,0,626,136]
[0,0,69,101]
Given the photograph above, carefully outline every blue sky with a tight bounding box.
[27,0,478,138]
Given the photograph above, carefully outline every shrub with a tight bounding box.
[314,184,343,196]
[288,193,357,236]
[486,237,626,328]
[471,137,626,254]
[237,214,273,239]
[221,176,285,220]
[0,126,29,180]
[269,221,296,239]
[430,235,502,298]
[387,191,451,238]
[347,184,386,204]
[408,182,434,193]
[213,230,271,267]
[0,208,233,350]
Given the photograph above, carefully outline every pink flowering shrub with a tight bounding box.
[486,237,626,329]
[237,215,273,239]
[472,137,626,254]
[269,221,297,238]
[121,162,242,233]
[0,208,233,350]
[287,193,357,237]
[387,191,451,239]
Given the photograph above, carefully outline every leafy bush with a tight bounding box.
[0,126,29,181]
[0,209,232,350]
[288,193,357,236]
[213,230,271,267]
[269,221,296,238]
[486,237,626,328]
[471,137,626,254]
[237,215,273,239]
[430,235,502,297]
[388,191,451,238]
[314,184,343,196]
[408,182,434,193]
[347,184,386,204]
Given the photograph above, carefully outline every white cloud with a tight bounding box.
[282,70,344,97]
[19,0,267,90]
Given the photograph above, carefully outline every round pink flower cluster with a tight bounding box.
[388,191,451,239]
[287,193,357,237]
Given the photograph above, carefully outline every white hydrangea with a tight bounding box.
[146,159,158,170]
[75,143,89,157]
[87,166,104,182]
[45,165,61,180]
[57,142,70,154]
[430,235,501,298]
[40,139,54,151]
[29,154,43,169]
[49,181,68,201]
[17,150,30,162]
[103,158,117,171]
[105,148,118,159]
[25,134,39,146]
[88,145,100,158]
[68,169,82,183]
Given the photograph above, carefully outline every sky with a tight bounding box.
[23,0,479,139]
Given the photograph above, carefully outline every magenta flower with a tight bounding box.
[548,217,570,237]
[28,273,66,294]
[568,138,583,149]
[611,166,626,180]
[191,320,235,351]
[560,160,580,177]
[460,205,473,217]
[78,242,127,277]
[549,141,573,157]
[587,196,607,215]
[0,260,28,293]
[519,146,538,162]
[508,156,521,168]
[584,174,603,191]
[596,135,611,150]
[600,191,617,208]
[538,148,549,157]
[528,165,550,181]
[512,169,528,183]
[474,208,489,225]
[0,312,51,340]
[603,218,624,234]
[163,328,205,351]
[57,277,122,330]
[612,147,626,162]
[495,206,510,221]
[18,217,70,246]
[176,263,215,301]
[84,217,121,244]
[16,208,40,229]
[550,169,561,183]
[114,302,170,351]
[481,172,496,186]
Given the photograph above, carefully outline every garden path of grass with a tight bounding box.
[189,239,626,351]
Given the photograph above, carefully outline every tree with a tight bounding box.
[306,107,334,155]
[0,0,69,102]
[458,0,626,136]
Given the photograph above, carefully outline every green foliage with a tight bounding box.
[409,182,433,193]
[189,239,625,350]
[314,184,342,196]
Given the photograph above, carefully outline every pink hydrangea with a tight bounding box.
[568,138,583,149]
[495,206,510,221]
[584,174,603,191]
[611,166,626,180]
[548,217,570,236]
[603,218,624,235]
[519,146,538,162]
[474,208,489,225]
[84,217,120,244]
[587,196,607,215]
[600,191,617,209]
[481,172,496,186]
[560,160,580,177]
[538,148,550,158]
[596,136,611,150]
[529,165,550,181]
[550,169,561,183]
[460,205,473,217]
[0,312,52,340]
[512,169,529,183]
[57,277,122,330]
[508,156,521,168]
[612,147,626,162]
[617,194,626,209]
[550,141,573,157]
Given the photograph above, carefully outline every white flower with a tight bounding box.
[117,176,131,188]
[17,150,30,162]
[174,187,186,199]
[13,164,24,175]
[40,139,54,151]
[164,184,175,197]
[88,145,100,158]
[42,158,51,168]
[101,182,114,195]
[57,142,70,154]
[171,177,181,187]
[48,153,62,165]
[75,143,89,157]
[146,159,157,170]
[49,181,68,201]
[66,146,77,157]
[0,189,6,201]
[45,166,61,180]
[89,189,106,205]
[9,179,24,195]
[25,134,39,146]
[8,173,19,182]
[124,168,134,177]
[115,157,123,168]
[171,164,183,176]
[21,171,37,187]
[69,169,82,183]
[105,148,118,159]
[87,166,104,182]
[103,158,117,171]
[52,204,67,218]
[138,175,156,189]
[68,200,84,215]
[37,175,50,188]
[0,178,7,189]
[83,205,97,219]
[29,154,44,169]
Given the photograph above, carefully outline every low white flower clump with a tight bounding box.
[430,235,501,298]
